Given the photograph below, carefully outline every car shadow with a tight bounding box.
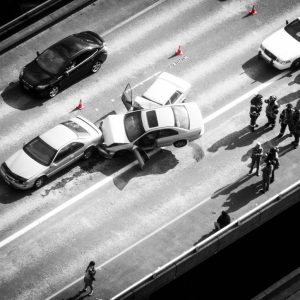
[241,55,281,83]
[207,125,272,153]
[0,179,33,204]
[277,90,300,107]
[1,81,46,110]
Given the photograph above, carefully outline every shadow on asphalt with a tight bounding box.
[241,55,281,83]
[0,179,32,203]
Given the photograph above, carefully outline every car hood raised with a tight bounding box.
[262,28,300,60]
[22,60,52,86]
[101,115,129,146]
[5,149,48,180]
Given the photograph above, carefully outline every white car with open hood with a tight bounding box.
[259,17,300,70]
[121,72,191,110]
[97,102,204,169]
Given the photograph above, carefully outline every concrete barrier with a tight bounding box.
[111,181,300,300]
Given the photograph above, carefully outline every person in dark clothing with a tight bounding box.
[291,108,300,149]
[249,94,263,132]
[248,142,263,176]
[80,261,96,296]
[264,96,279,129]
[264,147,279,183]
[214,211,231,231]
[278,103,294,138]
[259,162,273,193]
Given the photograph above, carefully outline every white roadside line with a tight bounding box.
[43,70,290,299]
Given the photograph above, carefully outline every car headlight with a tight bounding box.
[35,84,49,90]
[19,68,24,79]
[276,58,291,64]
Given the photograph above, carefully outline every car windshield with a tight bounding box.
[36,48,67,75]
[124,111,145,142]
[23,137,57,166]
[172,106,190,129]
[62,120,90,137]
[285,18,300,42]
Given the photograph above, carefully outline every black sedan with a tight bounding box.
[19,31,108,98]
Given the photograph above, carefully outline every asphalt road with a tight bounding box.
[0,0,300,299]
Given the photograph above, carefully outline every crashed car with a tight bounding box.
[0,116,101,189]
[97,102,204,169]
[122,72,191,110]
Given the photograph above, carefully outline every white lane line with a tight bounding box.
[45,195,212,300]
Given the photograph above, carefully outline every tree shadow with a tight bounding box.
[1,81,46,110]
[207,125,271,153]
[241,55,281,83]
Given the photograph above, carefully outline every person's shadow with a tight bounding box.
[207,125,272,153]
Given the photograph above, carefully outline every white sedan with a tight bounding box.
[259,17,300,70]
[0,116,101,189]
[97,102,204,169]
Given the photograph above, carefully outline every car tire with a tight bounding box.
[34,176,47,189]
[91,60,101,73]
[83,147,94,160]
[291,59,300,70]
[49,86,59,98]
[173,140,187,148]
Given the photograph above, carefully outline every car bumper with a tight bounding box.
[258,47,292,70]
[0,167,33,190]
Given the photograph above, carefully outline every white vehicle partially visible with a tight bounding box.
[122,72,191,110]
[0,116,101,190]
[259,17,300,70]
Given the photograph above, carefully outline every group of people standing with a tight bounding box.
[248,93,298,194]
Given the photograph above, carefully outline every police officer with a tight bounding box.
[291,108,300,149]
[265,96,279,129]
[249,94,263,132]
[278,103,294,138]
[264,146,279,183]
[248,142,263,176]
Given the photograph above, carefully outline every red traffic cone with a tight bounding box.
[249,4,257,15]
[76,99,84,110]
[175,45,183,56]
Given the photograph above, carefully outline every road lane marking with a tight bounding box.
[0,69,289,250]
[45,194,212,300]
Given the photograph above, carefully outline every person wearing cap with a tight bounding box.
[259,162,274,193]
[278,103,294,138]
[265,96,279,129]
[80,261,96,296]
[291,108,300,149]
[264,147,279,183]
[214,210,231,231]
[248,142,263,176]
[249,94,263,132]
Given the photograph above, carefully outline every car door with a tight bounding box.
[135,130,160,150]
[47,142,84,176]
[156,129,180,147]
[73,49,98,77]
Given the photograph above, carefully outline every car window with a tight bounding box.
[62,120,90,137]
[23,137,57,166]
[285,18,300,42]
[124,111,145,142]
[136,131,159,147]
[158,129,178,138]
[54,144,73,163]
[74,50,97,66]
[172,105,190,129]
[71,142,84,152]
[146,110,158,128]
[36,48,67,75]
[169,91,183,104]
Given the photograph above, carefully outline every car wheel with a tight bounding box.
[49,86,59,98]
[291,59,300,70]
[34,176,47,189]
[173,140,187,148]
[91,60,101,73]
[83,147,94,160]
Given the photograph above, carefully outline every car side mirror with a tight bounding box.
[36,51,40,56]
[286,20,289,25]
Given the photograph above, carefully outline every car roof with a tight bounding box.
[39,124,77,150]
[141,106,175,131]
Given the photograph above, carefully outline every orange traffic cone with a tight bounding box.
[175,45,183,56]
[76,99,84,110]
[249,4,257,15]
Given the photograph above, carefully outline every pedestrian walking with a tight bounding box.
[214,210,231,231]
[264,96,279,129]
[278,103,294,138]
[80,261,96,296]
[291,108,300,149]
[264,147,279,183]
[259,162,274,194]
[249,94,263,132]
[248,142,263,176]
